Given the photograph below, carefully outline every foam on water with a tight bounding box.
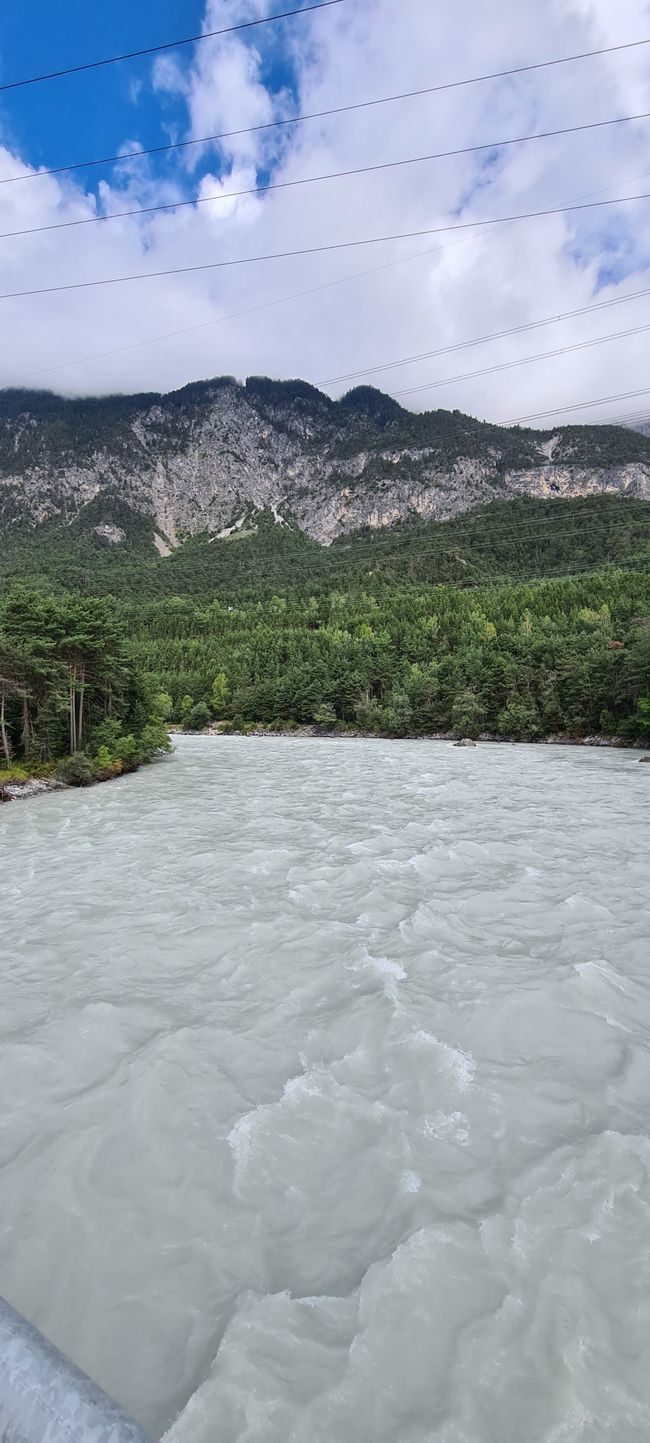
[1,736,649,1441]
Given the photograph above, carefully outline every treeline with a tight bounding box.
[0,590,169,783]
[127,568,650,741]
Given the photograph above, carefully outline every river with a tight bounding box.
[1,738,649,1441]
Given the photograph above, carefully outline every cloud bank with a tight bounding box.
[1,0,649,425]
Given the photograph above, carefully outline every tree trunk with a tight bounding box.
[77,664,85,747]
[21,695,30,759]
[69,665,78,753]
[0,689,11,768]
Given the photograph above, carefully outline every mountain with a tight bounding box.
[2,378,650,555]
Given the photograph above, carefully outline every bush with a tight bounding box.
[384,691,413,737]
[497,699,542,741]
[185,702,211,731]
[56,754,96,786]
[313,702,337,729]
[451,690,485,739]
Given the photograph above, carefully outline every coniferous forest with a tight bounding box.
[1,495,649,784]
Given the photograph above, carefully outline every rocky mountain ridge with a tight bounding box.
[1,377,650,546]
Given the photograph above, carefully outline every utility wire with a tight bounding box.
[0,242,462,388]
[322,544,650,584]
[503,385,650,425]
[336,532,650,563]
[2,191,650,302]
[3,167,649,392]
[0,1,344,93]
[388,319,650,400]
[3,109,649,243]
[1,35,648,178]
[319,284,650,386]
[329,513,650,562]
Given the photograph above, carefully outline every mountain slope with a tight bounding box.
[1,377,650,550]
[1,495,649,600]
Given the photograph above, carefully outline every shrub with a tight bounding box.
[56,754,96,786]
[451,690,485,739]
[114,734,140,767]
[185,702,211,731]
[313,702,337,729]
[497,699,542,741]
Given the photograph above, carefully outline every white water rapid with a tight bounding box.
[1,738,649,1441]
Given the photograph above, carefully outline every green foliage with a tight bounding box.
[451,690,485,738]
[185,701,211,731]
[497,699,543,741]
[154,690,173,720]
[313,701,337,729]
[383,691,413,737]
[637,697,650,734]
[55,753,95,786]
[211,671,230,716]
[0,588,170,779]
[1,493,649,755]
[123,568,650,743]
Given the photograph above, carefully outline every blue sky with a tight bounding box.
[1,2,196,174]
[0,0,299,196]
[0,0,649,423]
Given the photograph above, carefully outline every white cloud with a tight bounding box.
[1,0,649,425]
[151,54,189,98]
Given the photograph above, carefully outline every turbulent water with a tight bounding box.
[1,738,649,1442]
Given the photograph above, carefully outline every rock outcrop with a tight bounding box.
[1,378,649,546]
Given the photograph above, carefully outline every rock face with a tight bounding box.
[1,378,650,546]
[93,524,126,544]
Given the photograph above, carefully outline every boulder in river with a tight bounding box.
[640,756,650,763]
[454,738,477,748]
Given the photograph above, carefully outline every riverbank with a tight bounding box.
[171,723,649,750]
[0,749,172,804]
[4,732,648,803]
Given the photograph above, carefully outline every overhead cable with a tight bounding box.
[0,1,345,93]
[503,384,650,425]
[389,319,650,399]
[320,283,650,387]
[2,190,649,301]
[3,109,649,243]
[1,34,648,170]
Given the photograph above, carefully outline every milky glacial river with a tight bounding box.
[1,738,649,1441]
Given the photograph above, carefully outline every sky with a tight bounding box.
[1,0,650,424]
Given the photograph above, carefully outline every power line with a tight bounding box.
[0,2,344,94]
[2,36,648,182]
[0,242,460,389]
[3,167,648,392]
[322,544,650,587]
[214,547,650,589]
[3,110,649,243]
[388,319,650,400]
[504,385,650,425]
[320,284,650,387]
[610,409,650,428]
[329,513,650,563]
[2,190,650,302]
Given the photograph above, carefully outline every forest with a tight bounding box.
[126,568,650,741]
[0,590,170,786]
[1,497,649,782]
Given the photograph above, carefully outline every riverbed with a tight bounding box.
[1,738,649,1440]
